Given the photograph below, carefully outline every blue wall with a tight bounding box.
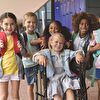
[54,0,86,32]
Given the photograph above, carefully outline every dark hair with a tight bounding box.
[0,12,26,49]
[72,12,91,33]
[43,20,62,41]
[51,20,62,32]
[88,13,100,30]
[0,12,17,23]
[72,12,99,33]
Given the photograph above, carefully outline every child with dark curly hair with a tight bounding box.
[72,12,100,100]
[43,20,72,49]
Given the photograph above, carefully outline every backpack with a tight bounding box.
[22,32,40,46]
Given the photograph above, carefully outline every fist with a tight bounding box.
[17,41,22,51]
[0,39,4,48]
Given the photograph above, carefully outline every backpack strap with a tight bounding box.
[83,35,90,54]
[21,32,27,46]
[71,33,77,42]
[35,32,40,38]
[22,32,40,46]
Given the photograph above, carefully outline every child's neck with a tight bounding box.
[79,32,87,38]
[51,50,61,55]
[25,30,34,35]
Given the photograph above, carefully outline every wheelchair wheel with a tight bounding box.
[74,76,88,100]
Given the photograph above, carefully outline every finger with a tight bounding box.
[0,43,4,48]
[76,59,80,64]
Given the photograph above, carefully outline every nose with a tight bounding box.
[30,22,34,26]
[7,25,11,29]
[83,24,88,28]
[57,42,61,46]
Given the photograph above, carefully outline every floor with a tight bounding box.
[8,79,98,100]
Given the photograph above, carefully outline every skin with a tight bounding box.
[50,35,65,54]
[24,16,38,100]
[24,16,46,49]
[49,22,61,35]
[34,34,84,100]
[79,19,89,38]
[0,17,20,100]
[24,16,37,34]
[89,36,100,100]
[50,34,84,100]
[50,34,84,63]
[1,17,16,34]
[23,16,47,100]
[0,17,22,50]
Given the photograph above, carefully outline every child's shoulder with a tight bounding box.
[93,28,100,35]
[35,31,40,38]
[20,31,27,45]
[63,49,72,55]
[40,49,50,53]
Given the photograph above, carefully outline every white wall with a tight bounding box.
[0,0,48,20]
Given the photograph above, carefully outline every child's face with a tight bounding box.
[1,17,16,34]
[24,16,37,33]
[79,19,89,37]
[50,35,64,53]
[49,22,60,35]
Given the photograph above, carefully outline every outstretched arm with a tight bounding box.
[89,43,100,53]
[75,51,85,64]
[32,53,48,67]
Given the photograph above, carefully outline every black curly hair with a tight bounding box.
[72,12,99,34]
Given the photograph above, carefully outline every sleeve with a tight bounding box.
[32,49,47,63]
[69,49,84,60]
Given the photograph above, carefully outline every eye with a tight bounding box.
[11,23,15,26]
[55,41,58,44]
[27,21,31,24]
[4,23,8,26]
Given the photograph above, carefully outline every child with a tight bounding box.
[22,12,46,100]
[88,29,100,100]
[89,30,100,57]
[43,20,72,49]
[32,33,85,100]
[71,12,100,99]
[0,12,26,100]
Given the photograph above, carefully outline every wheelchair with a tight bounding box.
[35,66,48,100]
[69,58,90,100]
[36,57,90,100]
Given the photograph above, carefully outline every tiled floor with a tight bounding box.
[8,79,98,100]
[87,79,98,100]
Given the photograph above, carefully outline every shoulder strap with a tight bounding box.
[71,33,77,41]
[83,35,90,54]
[21,32,27,45]
[35,32,40,38]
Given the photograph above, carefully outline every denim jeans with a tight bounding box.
[24,65,44,85]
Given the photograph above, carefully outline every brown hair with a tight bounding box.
[23,12,37,23]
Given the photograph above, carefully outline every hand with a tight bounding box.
[37,55,48,67]
[89,43,100,53]
[40,42,47,49]
[40,37,47,49]
[75,52,85,64]
[17,41,22,51]
[0,39,4,48]
[24,52,32,57]
[66,41,72,49]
